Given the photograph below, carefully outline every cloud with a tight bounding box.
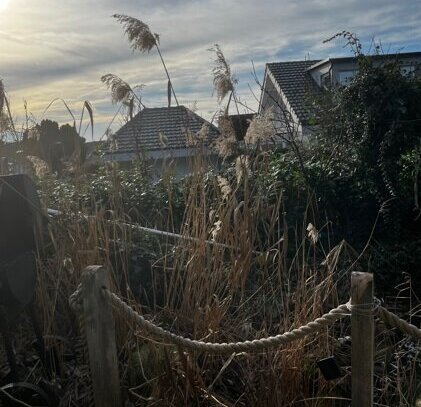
[1,0,420,137]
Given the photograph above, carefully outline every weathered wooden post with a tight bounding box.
[351,272,374,407]
[81,265,122,407]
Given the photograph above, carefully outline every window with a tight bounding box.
[321,72,331,89]
[339,70,358,85]
[400,65,415,77]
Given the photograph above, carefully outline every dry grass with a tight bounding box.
[29,150,418,406]
[0,126,417,405]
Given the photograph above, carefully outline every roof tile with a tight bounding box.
[111,106,219,153]
[267,60,321,124]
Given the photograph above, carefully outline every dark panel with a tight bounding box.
[0,174,43,306]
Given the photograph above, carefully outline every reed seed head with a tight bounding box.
[113,14,159,53]
[209,44,237,102]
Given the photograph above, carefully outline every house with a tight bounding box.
[226,113,255,141]
[259,52,421,138]
[103,106,220,178]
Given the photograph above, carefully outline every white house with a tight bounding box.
[259,52,421,138]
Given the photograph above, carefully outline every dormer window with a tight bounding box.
[339,70,358,85]
[400,65,415,77]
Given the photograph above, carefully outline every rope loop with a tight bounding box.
[346,297,382,316]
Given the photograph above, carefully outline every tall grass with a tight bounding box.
[30,147,419,406]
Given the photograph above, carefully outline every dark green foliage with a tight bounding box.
[21,119,85,173]
[281,52,421,291]
[308,55,421,242]
[39,161,185,229]
[214,52,421,293]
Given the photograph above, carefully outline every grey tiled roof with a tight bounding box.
[267,60,321,124]
[112,106,219,153]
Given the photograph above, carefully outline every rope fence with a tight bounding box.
[70,267,420,407]
[70,283,421,352]
[104,288,351,353]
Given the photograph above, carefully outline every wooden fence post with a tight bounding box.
[351,271,374,407]
[81,265,122,407]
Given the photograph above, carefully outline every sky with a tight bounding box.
[1,0,421,139]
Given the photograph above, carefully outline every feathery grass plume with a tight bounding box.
[183,122,209,147]
[197,123,210,142]
[244,107,275,145]
[217,175,232,200]
[101,74,134,104]
[113,14,179,106]
[159,132,168,148]
[215,134,237,159]
[209,44,237,102]
[214,114,237,158]
[106,129,118,152]
[26,155,50,178]
[184,127,196,147]
[235,154,250,184]
[210,219,222,241]
[113,14,159,53]
[307,222,319,245]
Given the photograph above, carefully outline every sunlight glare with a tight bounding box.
[0,0,9,11]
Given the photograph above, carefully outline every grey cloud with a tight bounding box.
[1,0,420,137]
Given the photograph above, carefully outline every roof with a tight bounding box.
[266,52,421,126]
[307,51,421,71]
[111,106,220,154]
[266,60,321,124]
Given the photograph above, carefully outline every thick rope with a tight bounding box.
[102,288,349,353]
[69,287,420,355]
[378,306,421,340]
[69,283,83,310]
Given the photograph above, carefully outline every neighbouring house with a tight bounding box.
[259,52,421,138]
[103,106,220,178]
[226,113,255,141]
